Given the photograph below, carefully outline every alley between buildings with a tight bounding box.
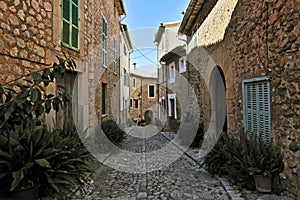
[78,130,295,200]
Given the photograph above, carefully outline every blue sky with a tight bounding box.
[123,0,189,74]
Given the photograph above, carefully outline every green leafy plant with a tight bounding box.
[0,54,94,198]
[0,53,76,135]
[204,132,246,177]
[0,123,54,196]
[241,133,284,178]
[40,122,93,198]
[99,118,126,145]
[203,131,284,191]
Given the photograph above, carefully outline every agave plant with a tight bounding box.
[0,124,54,196]
[40,122,93,198]
[241,133,284,178]
[0,122,94,199]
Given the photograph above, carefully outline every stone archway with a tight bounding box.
[144,110,153,125]
[209,66,227,133]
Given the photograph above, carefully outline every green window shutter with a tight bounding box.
[72,27,79,48]
[243,78,271,142]
[102,83,107,114]
[62,0,79,49]
[114,37,117,73]
[62,21,70,44]
[258,82,271,142]
[62,0,70,44]
[102,16,107,67]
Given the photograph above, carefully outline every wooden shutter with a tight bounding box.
[62,0,70,44]
[71,0,79,48]
[243,78,271,142]
[102,17,107,67]
[62,0,79,49]
[114,37,117,73]
[102,83,107,114]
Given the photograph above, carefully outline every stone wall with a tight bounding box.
[129,74,158,122]
[0,0,124,132]
[85,0,122,125]
[0,0,53,83]
[193,0,300,196]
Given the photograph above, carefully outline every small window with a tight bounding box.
[133,78,136,88]
[113,37,117,73]
[134,99,139,108]
[102,82,107,115]
[242,77,271,142]
[130,99,132,107]
[62,0,79,50]
[148,85,155,98]
[169,65,175,83]
[123,68,128,86]
[194,30,198,48]
[161,63,166,82]
[124,44,127,55]
[179,57,186,73]
[102,16,107,67]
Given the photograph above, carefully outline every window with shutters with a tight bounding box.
[102,16,107,67]
[62,0,79,50]
[242,77,271,142]
[113,37,117,73]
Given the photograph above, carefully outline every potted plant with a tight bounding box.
[241,133,284,193]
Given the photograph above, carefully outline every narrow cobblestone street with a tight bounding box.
[90,129,229,200]
[84,129,296,200]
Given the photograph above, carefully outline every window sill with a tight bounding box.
[101,114,108,118]
[61,43,80,53]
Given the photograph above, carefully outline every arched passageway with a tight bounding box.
[209,66,227,133]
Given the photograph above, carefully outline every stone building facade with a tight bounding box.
[0,0,128,132]
[0,0,54,83]
[154,21,187,127]
[179,0,300,197]
[129,63,158,123]
[118,24,132,125]
[159,46,188,130]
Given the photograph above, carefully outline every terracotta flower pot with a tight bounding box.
[253,175,272,193]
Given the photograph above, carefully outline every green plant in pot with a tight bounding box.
[241,133,284,193]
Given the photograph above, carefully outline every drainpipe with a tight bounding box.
[118,15,126,125]
[140,78,143,121]
[128,49,133,122]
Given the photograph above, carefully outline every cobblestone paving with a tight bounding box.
[85,129,296,200]
[89,129,229,200]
